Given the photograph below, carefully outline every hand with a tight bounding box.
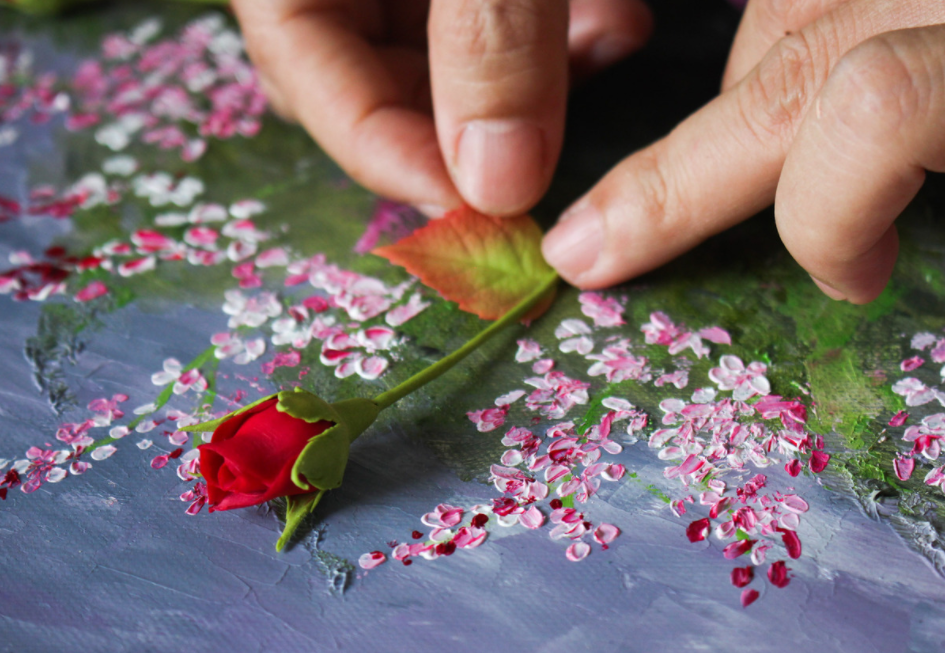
[231,0,653,217]
[542,1,945,304]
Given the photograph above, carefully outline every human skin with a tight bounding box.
[233,0,945,305]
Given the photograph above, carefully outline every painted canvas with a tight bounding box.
[2,2,945,652]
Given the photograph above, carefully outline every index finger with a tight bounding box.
[541,0,945,289]
[233,0,462,211]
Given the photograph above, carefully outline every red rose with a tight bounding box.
[199,397,331,511]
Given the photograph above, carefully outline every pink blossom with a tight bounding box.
[524,371,590,419]
[709,355,770,401]
[586,339,651,383]
[466,406,508,433]
[578,292,625,327]
[901,356,925,372]
[655,369,689,389]
[515,339,542,363]
[892,378,939,406]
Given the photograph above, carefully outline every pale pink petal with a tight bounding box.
[566,541,591,562]
[75,281,108,302]
[495,390,526,407]
[45,467,67,483]
[358,551,387,570]
[255,247,289,268]
[515,339,542,362]
[697,326,731,345]
[117,255,156,277]
[559,336,594,355]
[356,355,388,380]
[894,456,915,481]
[901,356,925,372]
[519,506,545,529]
[593,523,620,544]
[385,293,430,327]
[91,445,117,461]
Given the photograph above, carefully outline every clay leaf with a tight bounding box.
[373,206,556,321]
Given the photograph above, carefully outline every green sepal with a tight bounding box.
[275,490,325,552]
[331,398,380,444]
[177,393,278,433]
[276,387,340,424]
[289,423,349,492]
[289,396,380,492]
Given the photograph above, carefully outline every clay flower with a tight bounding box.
[183,389,379,550]
[185,207,560,551]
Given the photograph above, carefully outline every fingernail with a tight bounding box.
[455,119,544,215]
[811,276,847,301]
[542,202,603,284]
[588,35,638,68]
[415,203,448,219]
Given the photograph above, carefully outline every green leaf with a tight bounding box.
[735,528,751,541]
[276,490,324,552]
[290,424,350,492]
[177,393,277,432]
[276,387,339,424]
[331,397,379,444]
[373,206,556,321]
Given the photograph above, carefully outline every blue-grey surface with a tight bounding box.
[2,3,945,653]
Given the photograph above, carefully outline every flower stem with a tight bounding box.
[372,273,559,411]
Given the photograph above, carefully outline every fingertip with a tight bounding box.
[541,200,604,287]
[805,226,899,305]
[810,276,847,302]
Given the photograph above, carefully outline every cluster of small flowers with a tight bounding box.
[214,251,430,381]
[0,394,130,497]
[68,15,265,162]
[544,309,732,393]
[369,303,824,608]
[887,331,945,487]
[0,42,70,148]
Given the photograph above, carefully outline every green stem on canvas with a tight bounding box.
[372,273,559,411]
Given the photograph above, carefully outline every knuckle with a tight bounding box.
[625,147,685,237]
[754,0,807,34]
[738,31,825,147]
[826,34,924,133]
[449,0,548,62]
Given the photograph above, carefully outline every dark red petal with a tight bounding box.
[768,560,791,588]
[777,528,802,559]
[785,459,801,477]
[209,397,279,445]
[741,588,760,607]
[809,450,830,473]
[731,566,754,588]
[686,518,711,543]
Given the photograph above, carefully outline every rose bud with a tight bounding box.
[182,388,379,550]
